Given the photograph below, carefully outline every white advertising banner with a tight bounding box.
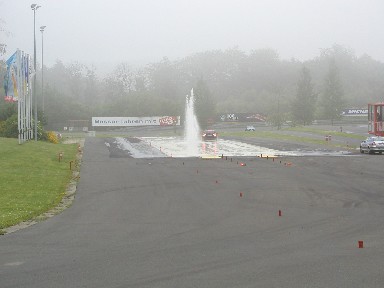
[341,109,368,116]
[92,116,180,127]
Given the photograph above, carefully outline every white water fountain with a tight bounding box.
[184,88,201,156]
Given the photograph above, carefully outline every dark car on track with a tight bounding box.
[202,130,218,141]
[360,136,384,154]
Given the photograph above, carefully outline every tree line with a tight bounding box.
[1,44,384,132]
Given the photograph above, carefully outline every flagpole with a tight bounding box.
[17,50,21,144]
[31,4,40,141]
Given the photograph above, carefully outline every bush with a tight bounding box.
[0,113,57,143]
[0,121,5,135]
[46,131,59,144]
[0,114,18,138]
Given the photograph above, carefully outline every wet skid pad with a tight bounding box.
[106,137,353,158]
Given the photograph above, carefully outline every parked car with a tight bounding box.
[360,136,384,154]
[245,125,255,131]
[202,130,217,141]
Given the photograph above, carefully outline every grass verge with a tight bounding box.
[220,127,364,149]
[0,137,78,231]
[285,126,365,139]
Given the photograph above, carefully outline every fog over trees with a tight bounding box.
[291,66,317,126]
[1,41,384,129]
[2,1,384,131]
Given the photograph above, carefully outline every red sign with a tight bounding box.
[159,116,177,126]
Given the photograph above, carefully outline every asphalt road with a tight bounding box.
[1,136,384,288]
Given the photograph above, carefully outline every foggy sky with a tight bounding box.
[1,0,384,71]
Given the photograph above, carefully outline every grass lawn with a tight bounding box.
[285,126,365,139]
[0,137,78,234]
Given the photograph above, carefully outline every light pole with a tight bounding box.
[40,25,46,114]
[0,44,6,55]
[31,3,41,141]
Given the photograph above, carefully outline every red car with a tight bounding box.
[202,130,218,141]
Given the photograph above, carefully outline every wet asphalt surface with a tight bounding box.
[1,127,384,288]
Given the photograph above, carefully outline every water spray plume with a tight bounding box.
[184,88,201,156]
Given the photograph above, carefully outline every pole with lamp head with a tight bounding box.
[31,3,41,141]
[40,25,46,114]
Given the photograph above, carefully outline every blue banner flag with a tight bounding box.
[4,51,19,102]
[6,51,17,66]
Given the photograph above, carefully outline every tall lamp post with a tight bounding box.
[31,3,41,141]
[40,25,46,114]
[0,44,6,55]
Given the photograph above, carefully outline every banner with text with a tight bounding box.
[341,109,368,116]
[92,116,180,127]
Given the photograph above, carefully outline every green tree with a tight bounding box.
[267,90,289,129]
[194,79,215,129]
[148,57,181,100]
[321,59,344,125]
[84,66,100,115]
[291,66,317,125]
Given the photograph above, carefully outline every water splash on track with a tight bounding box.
[107,137,354,158]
